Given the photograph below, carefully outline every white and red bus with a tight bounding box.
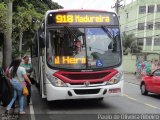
[31,9,123,101]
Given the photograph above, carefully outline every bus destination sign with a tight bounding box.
[55,14,110,23]
[47,11,118,26]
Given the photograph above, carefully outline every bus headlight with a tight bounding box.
[107,72,123,85]
[46,74,67,87]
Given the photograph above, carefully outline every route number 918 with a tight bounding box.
[56,15,73,23]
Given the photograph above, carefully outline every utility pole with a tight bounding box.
[112,0,123,14]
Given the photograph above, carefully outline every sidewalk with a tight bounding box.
[124,73,141,85]
[0,100,29,119]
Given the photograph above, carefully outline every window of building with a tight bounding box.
[155,22,160,30]
[146,37,152,46]
[147,22,153,30]
[137,38,143,46]
[138,23,145,30]
[139,6,146,14]
[154,38,160,46]
[148,5,154,13]
[157,4,160,12]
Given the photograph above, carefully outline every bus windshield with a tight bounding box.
[47,26,121,70]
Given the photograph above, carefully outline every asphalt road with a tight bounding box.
[1,81,160,120]
[29,81,160,120]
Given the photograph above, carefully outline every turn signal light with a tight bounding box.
[109,88,121,93]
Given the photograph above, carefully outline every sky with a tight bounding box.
[52,0,135,12]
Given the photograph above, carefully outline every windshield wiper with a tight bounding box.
[101,25,114,40]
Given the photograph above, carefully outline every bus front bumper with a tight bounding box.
[46,81,123,101]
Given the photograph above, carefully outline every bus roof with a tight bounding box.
[45,9,116,16]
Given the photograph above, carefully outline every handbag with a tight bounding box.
[22,86,29,96]
[17,74,29,96]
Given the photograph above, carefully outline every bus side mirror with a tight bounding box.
[39,33,45,48]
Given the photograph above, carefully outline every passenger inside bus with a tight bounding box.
[47,27,121,68]
[73,40,82,54]
[53,30,64,56]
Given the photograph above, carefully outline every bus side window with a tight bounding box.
[32,34,38,57]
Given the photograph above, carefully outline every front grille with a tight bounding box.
[74,89,100,95]
[70,82,103,85]
[62,72,110,80]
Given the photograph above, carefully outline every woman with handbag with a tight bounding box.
[21,55,33,105]
[6,58,32,114]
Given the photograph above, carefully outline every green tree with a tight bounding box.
[0,0,63,66]
[0,3,7,33]
[13,5,43,57]
[122,32,142,54]
[11,0,63,57]
[0,3,7,48]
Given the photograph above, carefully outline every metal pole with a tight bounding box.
[116,0,119,14]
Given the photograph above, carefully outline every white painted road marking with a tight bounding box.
[144,103,160,109]
[125,82,139,86]
[124,94,137,101]
[30,99,36,120]
[124,94,160,110]
[124,82,160,110]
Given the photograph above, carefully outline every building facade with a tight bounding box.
[119,0,160,52]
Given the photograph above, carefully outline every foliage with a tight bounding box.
[0,3,8,50]
[131,43,142,54]
[0,0,63,59]
[26,0,63,14]
[11,0,63,55]
[12,3,43,56]
[13,4,43,34]
[122,32,142,55]
[0,3,7,33]
[122,32,134,51]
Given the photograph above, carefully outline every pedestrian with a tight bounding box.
[5,61,14,78]
[145,61,151,75]
[6,58,32,114]
[5,60,16,109]
[0,67,4,105]
[0,67,13,107]
[21,56,33,105]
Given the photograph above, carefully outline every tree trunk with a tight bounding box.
[3,2,12,70]
[19,32,23,58]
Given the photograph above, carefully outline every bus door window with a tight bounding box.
[68,28,85,57]
[54,30,63,56]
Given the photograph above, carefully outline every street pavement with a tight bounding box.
[1,73,160,120]
[124,73,141,85]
